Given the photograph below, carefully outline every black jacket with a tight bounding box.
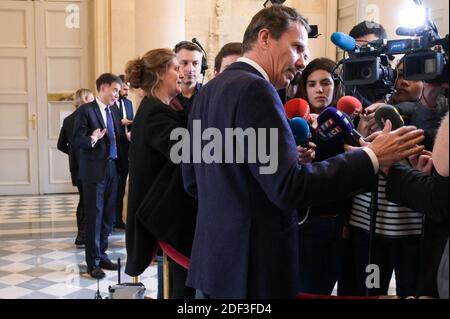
[125,96,196,276]
[387,165,449,297]
[57,109,79,186]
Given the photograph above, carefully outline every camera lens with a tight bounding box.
[360,67,373,79]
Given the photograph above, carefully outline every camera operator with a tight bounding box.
[386,113,449,298]
[348,21,390,108]
[358,58,448,150]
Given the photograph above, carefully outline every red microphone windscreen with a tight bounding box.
[284,98,310,120]
[337,96,362,116]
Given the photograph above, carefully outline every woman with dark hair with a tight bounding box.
[124,48,196,299]
[296,57,343,114]
[294,58,350,295]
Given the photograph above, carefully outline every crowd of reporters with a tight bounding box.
[58,5,448,299]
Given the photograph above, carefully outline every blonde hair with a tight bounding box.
[124,48,176,97]
[74,88,93,108]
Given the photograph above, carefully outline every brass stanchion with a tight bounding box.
[163,252,170,299]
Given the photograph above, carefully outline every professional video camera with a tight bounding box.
[331,0,448,103]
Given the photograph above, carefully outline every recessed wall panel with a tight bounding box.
[0,103,28,140]
[0,149,30,184]
[47,57,81,92]
[0,57,27,94]
[0,9,26,48]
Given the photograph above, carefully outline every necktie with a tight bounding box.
[105,106,117,159]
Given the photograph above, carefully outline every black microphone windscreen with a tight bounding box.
[375,105,405,130]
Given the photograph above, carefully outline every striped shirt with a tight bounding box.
[350,175,424,237]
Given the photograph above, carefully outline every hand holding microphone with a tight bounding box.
[357,102,385,137]
[408,150,434,176]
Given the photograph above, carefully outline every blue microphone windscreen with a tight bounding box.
[330,32,357,52]
[289,117,310,146]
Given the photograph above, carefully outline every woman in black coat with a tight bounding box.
[124,48,196,299]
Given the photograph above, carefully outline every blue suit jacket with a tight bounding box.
[73,100,123,183]
[183,62,377,298]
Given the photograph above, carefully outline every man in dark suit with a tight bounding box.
[73,73,124,279]
[112,75,134,230]
[182,6,425,298]
[57,107,85,247]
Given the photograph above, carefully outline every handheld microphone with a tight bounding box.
[330,32,357,52]
[375,105,405,130]
[336,96,363,118]
[289,117,310,147]
[393,101,416,124]
[284,98,311,121]
[342,113,364,144]
[317,107,361,146]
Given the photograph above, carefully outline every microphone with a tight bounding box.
[342,112,364,144]
[317,107,361,146]
[192,38,206,52]
[336,96,363,118]
[289,117,310,147]
[284,98,311,121]
[374,104,405,130]
[330,32,357,52]
[393,101,416,124]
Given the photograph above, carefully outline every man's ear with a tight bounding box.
[258,28,271,48]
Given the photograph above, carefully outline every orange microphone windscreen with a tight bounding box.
[337,96,362,116]
[284,98,310,121]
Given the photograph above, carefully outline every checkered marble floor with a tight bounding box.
[0,195,157,299]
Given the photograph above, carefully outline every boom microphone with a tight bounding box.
[374,104,405,130]
[330,32,357,52]
[289,117,310,147]
[285,98,311,121]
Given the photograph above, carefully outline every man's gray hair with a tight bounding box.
[242,5,310,53]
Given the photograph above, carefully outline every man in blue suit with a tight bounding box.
[112,75,134,230]
[183,6,425,298]
[74,73,124,279]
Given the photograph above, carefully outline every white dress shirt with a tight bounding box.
[96,98,109,128]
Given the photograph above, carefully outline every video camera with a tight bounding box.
[332,1,448,102]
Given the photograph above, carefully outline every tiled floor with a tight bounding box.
[0,194,397,299]
[0,195,157,299]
